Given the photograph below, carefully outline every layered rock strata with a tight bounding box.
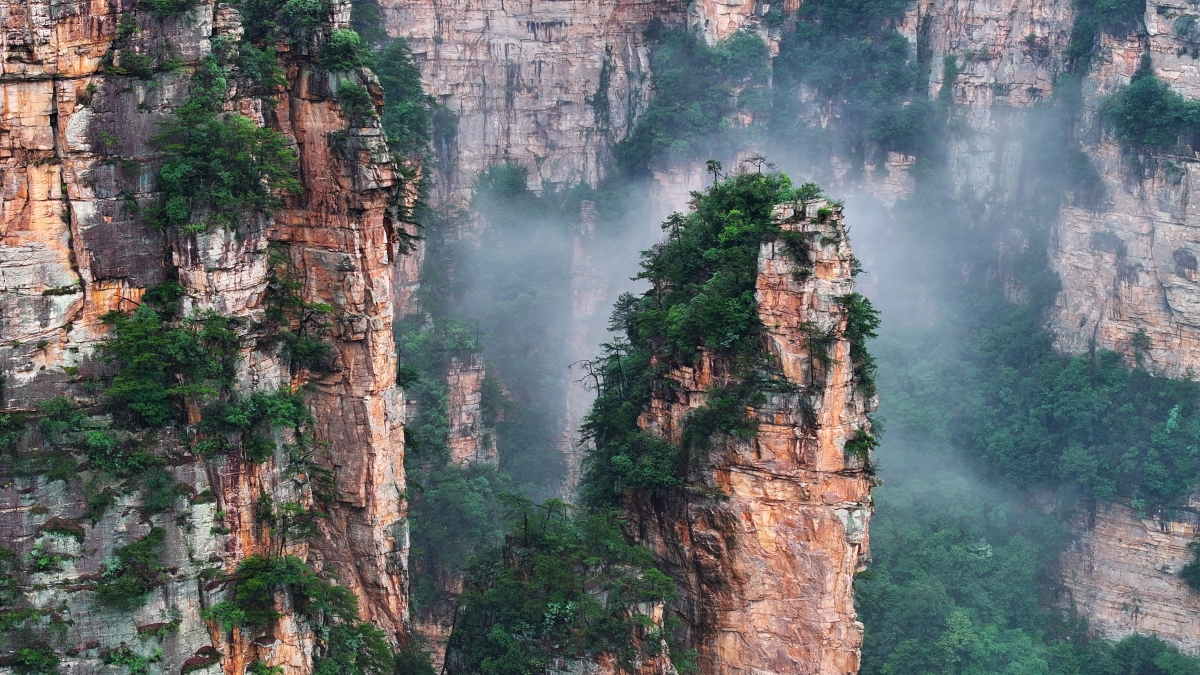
[0,0,410,671]
[376,0,682,201]
[625,201,875,675]
[1060,499,1200,655]
[1049,1,1200,378]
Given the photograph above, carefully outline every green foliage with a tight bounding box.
[145,0,198,16]
[679,383,764,453]
[859,450,1200,675]
[337,82,375,119]
[613,30,770,176]
[204,555,395,672]
[398,317,484,466]
[109,51,156,79]
[12,644,59,675]
[635,171,793,359]
[396,317,508,612]
[844,428,878,461]
[35,397,152,476]
[103,645,162,675]
[201,390,310,432]
[449,498,675,675]
[408,464,507,611]
[580,172,876,504]
[349,0,387,44]
[773,0,935,160]
[100,299,240,427]
[313,622,394,675]
[25,542,64,573]
[256,493,324,542]
[155,58,301,232]
[244,434,277,462]
[94,528,166,611]
[963,309,1200,508]
[0,413,26,453]
[1101,56,1200,152]
[264,247,339,374]
[237,0,330,43]
[281,0,329,32]
[38,519,84,542]
[205,554,358,629]
[320,29,371,71]
[374,38,434,157]
[1181,544,1200,591]
[235,42,287,88]
[394,640,437,675]
[141,466,186,513]
[1065,0,1147,70]
[841,292,882,397]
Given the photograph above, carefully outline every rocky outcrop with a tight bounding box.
[625,201,875,675]
[1061,499,1200,655]
[0,0,410,671]
[445,352,497,466]
[376,0,682,201]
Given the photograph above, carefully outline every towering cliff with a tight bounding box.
[376,0,682,200]
[622,198,875,675]
[0,0,410,671]
[1050,0,1200,379]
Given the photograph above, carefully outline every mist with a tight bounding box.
[395,9,1200,671]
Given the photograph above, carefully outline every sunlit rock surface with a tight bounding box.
[0,0,411,671]
[624,203,876,675]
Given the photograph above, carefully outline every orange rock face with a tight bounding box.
[625,203,876,675]
[0,0,411,671]
[445,352,497,467]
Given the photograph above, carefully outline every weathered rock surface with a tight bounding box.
[625,202,875,675]
[445,352,497,466]
[1049,2,1200,378]
[0,0,411,672]
[1061,499,1200,655]
[377,0,682,201]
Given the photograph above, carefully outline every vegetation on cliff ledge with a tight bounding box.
[1102,55,1200,155]
[580,169,878,505]
[155,58,301,234]
[613,29,769,176]
[446,497,683,675]
[857,35,1200,669]
[206,554,398,675]
[773,0,936,161]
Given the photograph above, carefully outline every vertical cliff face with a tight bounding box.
[376,0,681,200]
[886,0,1200,380]
[1049,0,1200,379]
[0,0,409,671]
[445,353,497,467]
[626,202,875,675]
[1061,498,1200,654]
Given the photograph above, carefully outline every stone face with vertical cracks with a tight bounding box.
[624,203,875,675]
[377,0,682,201]
[1060,499,1200,655]
[0,0,411,671]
